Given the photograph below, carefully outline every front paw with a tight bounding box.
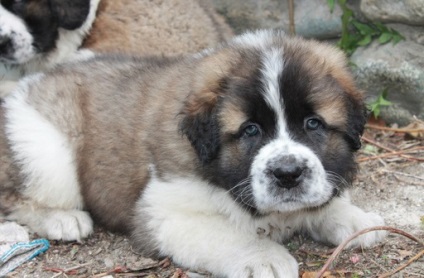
[315,209,386,248]
[344,211,386,248]
[9,208,93,242]
[228,241,298,278]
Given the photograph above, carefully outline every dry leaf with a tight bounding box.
[402,120,424,139]
[397,249,413,260]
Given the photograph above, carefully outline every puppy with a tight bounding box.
[0,0,100,97]
[0,0,232,98]
[0,30,385,277]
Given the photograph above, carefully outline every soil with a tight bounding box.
[4,125,424,278]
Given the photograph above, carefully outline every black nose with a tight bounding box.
[272,165,305,189]
[0,36,13,54]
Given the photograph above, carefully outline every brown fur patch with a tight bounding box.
[83,0,233,56]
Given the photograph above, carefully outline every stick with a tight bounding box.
[49,262,92,278]
[366,124,424,133]
[381,170,424,181]
[378,249,424,278]
[362,136,424,162]
[315,226,423,278]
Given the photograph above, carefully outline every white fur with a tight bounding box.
[138,176,299,277]
[138,176,385,277]
[0,5,35,63]
[260,48,287,137]
[232,29,283,50]
[250,140,333,213]
[8,207,93,242]
[4,74,83,210]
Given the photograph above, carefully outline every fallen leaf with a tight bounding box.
[402,120,424,139]
[397,249,413,260]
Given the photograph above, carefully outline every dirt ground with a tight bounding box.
[5,124,424,278]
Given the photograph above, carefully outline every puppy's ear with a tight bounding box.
[50,0,91,30]
[179,90,221,165]
[179,52,234,164]
[344,93,367,151]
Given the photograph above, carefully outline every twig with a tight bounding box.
[288,0,295,35]
[315,226,423,278]
[369,258,390,273]
[47,262,92,278]
[362,136,424,162]
[378,249,424,278]
[366,124,424,133]
[358,149,424,162]
[381,169,424,182]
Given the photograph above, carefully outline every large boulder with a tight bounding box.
[360,0,424,25]
[351,38,424,125]
[212,0,342,39]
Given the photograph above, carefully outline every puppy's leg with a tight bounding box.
[3,75,93,241]
[303,192,386,248]
[133,177,299,278]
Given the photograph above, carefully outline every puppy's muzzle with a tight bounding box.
[268,155,308,189]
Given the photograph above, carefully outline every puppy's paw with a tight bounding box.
[43,210,93,241]
[228,241,298,278]
[343,211,386,248]
[9,208,93,241]
[315,206,386,248]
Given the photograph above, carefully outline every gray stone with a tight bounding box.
[351,40,424,125]
[387,23,424,45]
[360,0,424,25]
[212,0,343,39]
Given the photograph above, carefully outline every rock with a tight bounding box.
[212,0,343,39]
[386,23,424,45]
[351,40,424,125]
[360,0,424,25]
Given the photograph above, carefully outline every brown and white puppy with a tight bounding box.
[0,0,232,97]
[0,0,100,96]
[0,30,385,277]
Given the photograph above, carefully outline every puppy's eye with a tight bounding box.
[305,118,322,130]
[243,124,259,137]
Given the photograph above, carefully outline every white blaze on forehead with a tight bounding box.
[260,48,290,140]
[0,5,35,63]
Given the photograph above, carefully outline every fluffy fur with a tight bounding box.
[82,0,233,55]
[0,0,232,97]
[0,30,385,277]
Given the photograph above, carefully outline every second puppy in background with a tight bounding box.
[0,0,232,97]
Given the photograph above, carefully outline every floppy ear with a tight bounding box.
[179,51,235,164]
[344,94,367,151]
[50,0,91,30]
[179,90,221,165]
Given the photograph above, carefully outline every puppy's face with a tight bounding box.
[181,31,366,215]
[0,0,90,64]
